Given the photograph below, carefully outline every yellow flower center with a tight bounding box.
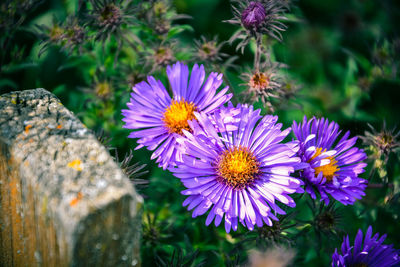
[249,72,270,90]
[162,99,197,134]
[309,147,340,182]
[217,146,259,189]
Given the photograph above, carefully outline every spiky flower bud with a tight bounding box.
[241,1,267,30]
[241,59,286,111]
[194,36,227,63]
[226,0,290,52]
[49,25,64,42]
[361,123,400,158]
[95,81,112,99]
[37,17,86,56]
[154,46,174,66]
[98,3,122,28]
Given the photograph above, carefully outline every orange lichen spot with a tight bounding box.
[162,99,197,134]
[56,124,62,129]
[9,180,18,198]
[309,147,340,182]
[67,159,83,171]
[69,192,83,206]
[24,161,29,166]
[25,124,32,133]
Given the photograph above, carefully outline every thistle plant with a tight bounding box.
[85,0,137,47]
[360,122,400,191]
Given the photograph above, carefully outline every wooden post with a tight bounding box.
[0,89,142,267]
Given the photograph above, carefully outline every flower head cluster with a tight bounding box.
[123,62,371,233]
[139,0,189,35]
[122,62,232,169]
[170,103,303,232]
[0,0,42,30]
[83,0,138,61]
[37,17,86,56]
[292,116,368,205]
[332,226,400,267]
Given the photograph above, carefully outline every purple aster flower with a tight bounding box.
[332,226,400,267]
[292,116,368,205]
[122,62,232,169]
[170,104,303,232]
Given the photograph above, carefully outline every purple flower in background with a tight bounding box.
[292,116,368,205]
[241,1,267,30]
[332,226,400,267]
[170,104,303,232]
[122,62,232,169]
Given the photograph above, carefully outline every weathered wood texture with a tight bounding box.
[0,89,142,267]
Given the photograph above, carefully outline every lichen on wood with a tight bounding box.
[0,88,142,266]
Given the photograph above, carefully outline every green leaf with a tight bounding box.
[56,57,92,72]
[2,62,38,73]
[0,79,18,90]
[166,24,193,40]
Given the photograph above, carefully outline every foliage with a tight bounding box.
[1,0,400,266]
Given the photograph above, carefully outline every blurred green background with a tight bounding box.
[1,0,400,266]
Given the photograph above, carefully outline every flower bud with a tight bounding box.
[241,1,267,30]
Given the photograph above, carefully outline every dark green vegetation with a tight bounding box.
[1,0,399,266]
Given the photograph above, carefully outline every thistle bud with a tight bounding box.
[95,81,112,99]
[98,3,122,29]
[194,36,227,63]
[241,1,267,30]
[154,46,174,67]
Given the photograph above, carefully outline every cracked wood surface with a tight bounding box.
[0,89,142,267]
